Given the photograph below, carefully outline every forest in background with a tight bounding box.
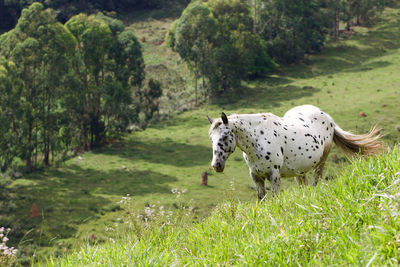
[0,0,395,174]
[0,0,190,32]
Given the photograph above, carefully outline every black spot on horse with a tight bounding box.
[260,130,264,135]
[265,155,270,160]
[280,147,284,154]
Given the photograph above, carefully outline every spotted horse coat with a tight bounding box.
[208,105,383,200]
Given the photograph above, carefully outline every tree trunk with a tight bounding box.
[194,72,198,106]
[268,16,273,40]
[275,10,280,35]
[253,0,257,33]
[202,76,206,102]
[26,123,33,172]
[82,74,88,151]
[333,9,339,39]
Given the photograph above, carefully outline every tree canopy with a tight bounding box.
[0,2,157,172]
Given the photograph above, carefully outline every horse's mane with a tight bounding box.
[228,113,275,122]
[208,119,222,136]
[209,113,276,136]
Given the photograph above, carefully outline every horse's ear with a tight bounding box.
[221,112,228,125]
[207,115,213,124]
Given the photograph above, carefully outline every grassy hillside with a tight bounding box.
[1,6,400,265]
[48,147,400,266]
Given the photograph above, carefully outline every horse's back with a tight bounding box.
[284,105,324,119]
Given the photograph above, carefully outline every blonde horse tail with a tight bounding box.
[333,125,384,156]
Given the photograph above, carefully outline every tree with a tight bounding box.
[137,78,163,128]
[0,2,75,170]
[174,2,216,104]
[258,0,328,64]
[66,12,145,149]
[0,57,23,172]
[0,3,146,171]
[170,0,276,96]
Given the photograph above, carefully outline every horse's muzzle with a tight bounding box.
[212,162,225,172]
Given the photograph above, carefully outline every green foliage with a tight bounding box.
[170,0,277,95]
[0,57,22,172]
[0,2,76,169]
[0,3,149,171]
[259,0,328,64]
[65,12,145,149]
[0,0,190,33]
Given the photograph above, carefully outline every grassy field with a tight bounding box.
[47,147,400,266]
[1,6,400,265]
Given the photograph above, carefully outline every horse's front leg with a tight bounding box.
[269,169,281,195]
[250,171,265,201]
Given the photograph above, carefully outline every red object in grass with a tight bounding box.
[30,203,40,218]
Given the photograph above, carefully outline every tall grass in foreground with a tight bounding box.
[46,147,400,266]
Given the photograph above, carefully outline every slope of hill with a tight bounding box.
[48,147,400,265]
[1,6,400,265]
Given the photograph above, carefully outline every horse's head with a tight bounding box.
[207,112,236,172]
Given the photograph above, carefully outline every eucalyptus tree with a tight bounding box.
[65,13,145,149]
[0,2,75,170]
[255,0,328,64]
[170,0,276,95]
[0,57,23,172]
[173,2,216,104]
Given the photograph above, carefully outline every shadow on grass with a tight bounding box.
[0,164,177,254]
[97,138,211,167]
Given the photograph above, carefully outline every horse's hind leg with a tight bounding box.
[312,146,331,186]
[250,171,266,201]
[295,174,308,186]
[269,169,281,195]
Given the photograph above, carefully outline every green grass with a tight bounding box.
[1,6,400,265]
[47,147,400,266]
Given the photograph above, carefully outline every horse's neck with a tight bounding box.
[229,117,260,157]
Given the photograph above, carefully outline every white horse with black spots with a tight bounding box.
[207,105,383,200]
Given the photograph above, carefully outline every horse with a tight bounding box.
[207,105,383,200]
